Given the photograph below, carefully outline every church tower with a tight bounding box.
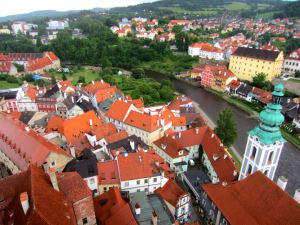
[239,84,286,181]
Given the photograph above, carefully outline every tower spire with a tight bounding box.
[239,84,286,181]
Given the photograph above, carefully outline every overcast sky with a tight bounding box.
[0,0,158,17]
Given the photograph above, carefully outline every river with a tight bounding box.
[146,70,300,196]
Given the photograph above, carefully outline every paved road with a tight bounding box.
[147,71,300,196]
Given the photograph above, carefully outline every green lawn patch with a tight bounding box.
[224,2,251,11]
[51,68,99,85]
[0,81,20,89]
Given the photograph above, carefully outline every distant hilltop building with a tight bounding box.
[47,19,69,30]
[229,47,284,82]
[239,84,286,181]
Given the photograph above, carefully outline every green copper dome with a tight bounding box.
[249,83,286,145]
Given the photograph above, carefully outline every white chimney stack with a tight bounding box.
[20,192,29,215]
[49,168,59,191]
[196,128,199,134]
[135,203,141,215]
[101,80,104,84]
[293,189,300,204]
[277,176,288,191]
[92,80,95,85]
[178,132,181,138]
[89,119,93,126]
[211,133,215,138]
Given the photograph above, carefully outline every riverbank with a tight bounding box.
[193,101,242,168]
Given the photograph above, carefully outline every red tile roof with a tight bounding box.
[97,160,120,185]
[201,127,238,182]
[0,112,69,171]
[153,135,189,159]
[190,42,222,53]
[117,150,166,181]
[0,165,76,225]
[57,172,92,203]
[286,48,300,61]
[93,187,137,225]
[105,100,133,122]
[155,179,188,207]
[202,171,300,225]
[227,80,240,90]
[46,110,102,145]
[26,56,53,72]
[0,61,12,73]
[91,123,117,140]
[125,111,161,132]
[105,130,128,144]
[83,81,111,94]
[95,86,117,103]
[252,87,272,104]
[168,95,192,111]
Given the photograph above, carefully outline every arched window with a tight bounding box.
[268,152,274,164]
[247,164,252,175]
[251,147,257,160]
[264,170,269,176]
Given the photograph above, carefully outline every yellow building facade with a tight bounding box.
[229,47,284,82]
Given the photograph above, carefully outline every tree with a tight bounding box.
[252,73,267,89]
[295,71,300,78]
[51,74,57,84]
[77,76,86,84]
[62,73,67,81]
[131,68,145,79]
[215,109,237,147]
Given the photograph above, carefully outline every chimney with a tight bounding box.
[195,128,199,134]
[20,192,29,215]
[135,203,141,215]
[49,168,59,191]
[101,80,104,84]
[25,126,30,132]
[178,132,181,138]
[92,80,95,85]
[124,153,128,157]
[70,146,76,158]
[211,133,215,138]
[71,96,74,103]
[224,154,228,159]
[277,176,288,191]
[89,119,93,126]
[130,140,135,150]
[233,170,237,176]
[294,189,300,204]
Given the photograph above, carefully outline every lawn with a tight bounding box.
[257,3,270,9]
[0,81,20,89]
[158,7,219,15]
[255,11,279,19]
[224,2,251,11]
[51,68,99,85]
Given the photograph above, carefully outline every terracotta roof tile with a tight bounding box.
[97,160,120,185]
[155,179,188,207]
[190,42,222,53]
[0,165,76,225]
[0,112,70,171]
[105,100,133,122]
[125,111,161,132]
[57,171,92,203]
[202,172,300,225]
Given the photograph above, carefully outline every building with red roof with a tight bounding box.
[196,65,227,88]
[97,160,120,194]
[25,52,60,74]
[188,42,224,60]
[117,150,169,194]
[57,171,97,225]
[167,95,193,115]
[0,61,17,75]
[283,48,300,75]
[0,165,77,225]
[153,127,238,183]
[93,187,138,225]
[124,111,162,145]
[260,43,279,52]
[155,179,191,223]
[0,112,71,174]
[199,171,300,225]
[251,87,273,104]
[211,68,237,93]
[105,99,137,130]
